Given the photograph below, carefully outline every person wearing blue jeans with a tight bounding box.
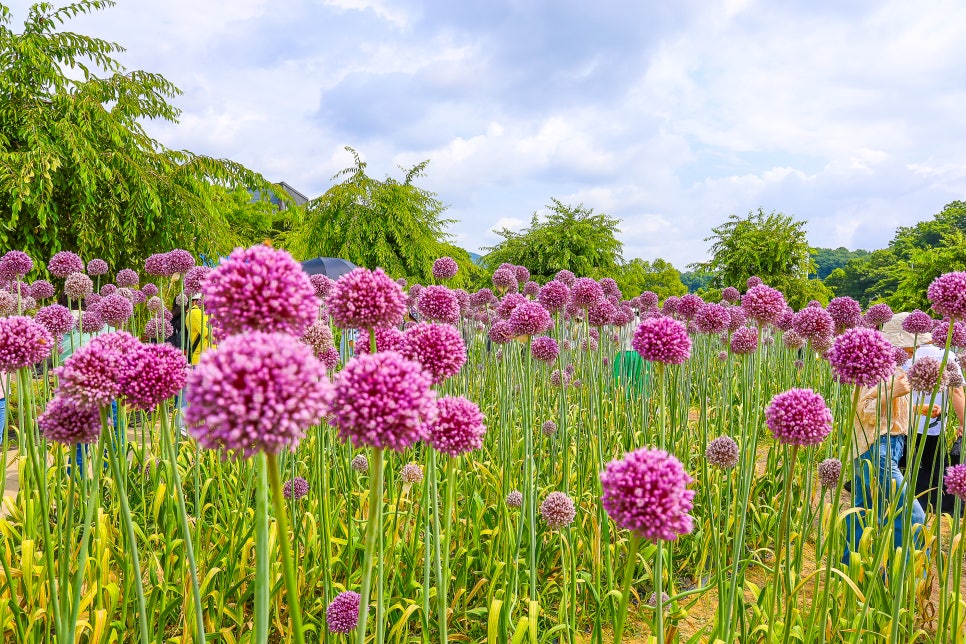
[844,367,926,565]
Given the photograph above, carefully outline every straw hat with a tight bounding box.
[881,312,932,348]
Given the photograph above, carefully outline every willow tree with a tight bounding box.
[0,1,277,270]
[288,147,482,286]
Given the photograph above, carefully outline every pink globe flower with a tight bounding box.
[570,277,604,308]
[0,250,33,279]
[300,321,336,357]
[726,305,746,331]
[38,395,102,445]
[326,266,405,331]
[491,267,518,292]
[319,347,340,370]
[497,293,528,320]
[166,249,195,275]
[432,256,459,281]
[827,297,862,332]
[827,327,895,386]
[35,304,74,336]
[400,462,424,483]
[945,464,966,499]
[554,269,576,287]
[115,269,139,287]
[932,319,966,348]
[327,351,436,451]
[144,316,174,340]
[0,316,55,371]
[865,303,894,328]
[506,490,523,508]
[488,320,514,344]
[470,288,496,308]
[283,476,310,500]
[206,245,320,338]
[326,591,361,634]
[453,288,470,313]
[310,274,335,300]
[587,298,617,328]
[928,272,966,320]
[400,322,466,384]
[542,420,558,436]
[902,309,934,335]
[514,265,531,284]
[186,332,330,456]
[98,293,134,327]
[428,395,486,456]
[351,454,369,472]
[54,331,141,408]
[677,294,704,321]
[742,285,786,325]
[765,388,833,446]
[782,330,806,350]
[695,303,729,335]
[355,326,405,355]
[64,272,93,301]
[600,277,621,299]
[508,301,552,337]
[29,280,55,300]
[639,291,659,310]
[144,253,169,276]
[793,307,834,341]
[775,307,795,332]
[86,259,108,276]
[530,335,560,363]
[612,305,634,327]
[746,276,763,289]
[522,280,540,298]
[540,491,577,529]
[632,316,691,365]
[119,343,188,410]
[0,291,15,317]
[48,251,84,278]
[907,356,947,393]
[729,327,759,355]
[817,458,842,488]
[662,296,681,316]
[706,436,739,469]
[600,448,695,541]
[417,285,460,325]
[183,266,211,295]
[721,287,740,303]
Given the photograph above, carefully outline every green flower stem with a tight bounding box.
[422,447,434,634]
[356,447,384,644]
[438,456,457,642]
[655,539,665,644]
[613,534,640,643]
[255,454,270,644]
[266,451,306,644]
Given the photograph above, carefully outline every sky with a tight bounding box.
[9,0,966,268]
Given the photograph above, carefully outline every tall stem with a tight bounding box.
[356,447,384,644]
[612,534,640,643]
[266,452,306,644]
[254,454,270,644]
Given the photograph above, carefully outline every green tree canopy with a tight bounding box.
[481,199,624,281]
[617,258,687,300]
[286,148,483,287]
[811,246,870,280]
[694,208,830,308]
[0,1,276,271]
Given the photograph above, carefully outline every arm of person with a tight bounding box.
[952,386,965,436]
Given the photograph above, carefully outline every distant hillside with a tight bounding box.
[468,251,483,265]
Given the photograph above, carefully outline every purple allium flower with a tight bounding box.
[432,256,459,281]
[144,253,170,276]
[428,395,486,457]
[86,259,108,276]
[540,491,576,530]
[205,245,320,338]
[309,274,335,301]
[166,249,195,275]
[283,477,310,500]
[554,269,576,287]
[746,276,763,289]
[907,356,947,392]
[793,307,834,341]
[581,337,599,353]
[469,288,495,308]
[146,296,163,315]
[99,284,118,297]
[587,298,617,327]
[29,280,55,300]
[598,277,619,298]
[717,350,728,362]
[695,303,730,335]
[632,316,691,364]
[351,454,369,473]
[497,293,528,319]
[722,287,741,303]
[530,335,559,363]
[677,294,704,321]
[327,351,436,451]
[183,266,210,295]
[810,334,834,355]
[729,327,759,355]
[0,250,33,279]
[64,272,93,301]
[638,291,659,310]
[765,388,833,447]
[85,293,102,310]
[119,343,188,410]
[775,307,795,332]
[144,316,174,340]
[326,266,405,332]
[37,395,102,445]
[706,436,740,469]
[98,293,134,327]
[0,316,55,371]
[514,265,530,284]
[326,591,361,634]
[186,332,330,456]
[505,490,523,508]
[116,287,135,303]
[726,305,747,331]
[508,301,552,337]
[902,309,934,335]
[19,295,36,312]
[417,285,460,325]
[817,458,842,488]
[115,268,139,287]
[946,362,964,388]
[944,464,966,499]
[35,304,74,336]
[542,420,558,436]
[355,326,405,356]
[453,288,470,313]
[489,321,514,344]
[893,346,910,367]
[570,277,604,308]
[783,330,806,350]
[865,303,894,328]
[827,297,862,332]
[928,272,966,320]
[741,285,787,325]
[0,291,15,316]
[400,322,466,384]
[600,448,695,541]
[319,347,340,371]
[491,267,518,292]
[827,327,895,387]
[523,280,540,298]
[400,462,424,484]
[646,592,671,609]
[48,251,84,278]
[549,369,571,388]
[662,296,681,317]
[932,319,966,348]
[54,331,140,407]
[300,320,335,358]
[77,310,103,334]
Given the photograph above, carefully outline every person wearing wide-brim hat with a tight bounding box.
[882,312,966,515]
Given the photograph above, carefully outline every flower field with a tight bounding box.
[1,246,966,643]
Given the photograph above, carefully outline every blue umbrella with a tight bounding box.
[301,257,357,279]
